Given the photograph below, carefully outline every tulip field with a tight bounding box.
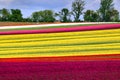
[0,28,120,58]
[0,23,120,80]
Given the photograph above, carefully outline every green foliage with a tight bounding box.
[10,9,23,22]
[99,0,114,21]
[56,8,71,22]
[22,18,32,22]
[42,10,55,22]
[31,10,55,22]
[0,8,10,21]
[84,10,100,22]
[109,9,119,22]
[98,0,120,22]
[72,0,85,22]
[0,8,23,22]
[31,12,40,22]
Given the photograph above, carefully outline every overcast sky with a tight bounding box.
[0,0,120,18]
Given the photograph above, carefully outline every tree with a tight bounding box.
[42,10,55,22]
[56,8,71,22]
[99,0,114,21]
[0,8,10,21]
[10,9,23,22]
[72,0,85,22]
[0,10,2,21]
[31,12,40,22]
[84,10,100,22]
[109,9,119,22]
[23,17,32,22]
[31,10,55,22]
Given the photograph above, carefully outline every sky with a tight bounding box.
[0,0,120,18]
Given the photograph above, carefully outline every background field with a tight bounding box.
[0,22,120,32]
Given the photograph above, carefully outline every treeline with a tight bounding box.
[0,9,23,22]
[0,0,120,22]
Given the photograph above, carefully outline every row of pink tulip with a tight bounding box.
[0,24,120,35]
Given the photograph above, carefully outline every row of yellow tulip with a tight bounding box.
[0,29,120,40]
[0,37,119,47]
[0,33,120,43]
[0,50,119,58]
[0,28,120,58]
[1,42,119,49]
[1,44,120,52]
